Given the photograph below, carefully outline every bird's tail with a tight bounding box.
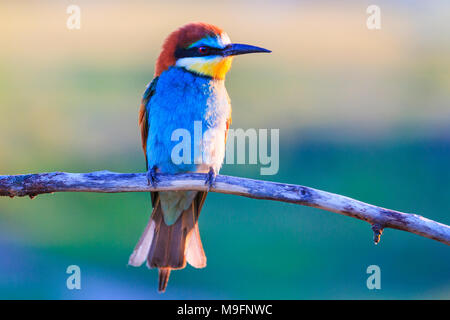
[129,192,207,292]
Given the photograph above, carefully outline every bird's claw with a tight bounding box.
[147,166,159,188]
[205,167,216,191]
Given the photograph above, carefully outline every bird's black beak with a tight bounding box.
[222,43,271,57]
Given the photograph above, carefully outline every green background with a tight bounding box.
[0,0,449,299]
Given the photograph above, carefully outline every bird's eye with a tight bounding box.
[197,46,209,55]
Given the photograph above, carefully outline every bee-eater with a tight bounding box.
[128,22,270,292]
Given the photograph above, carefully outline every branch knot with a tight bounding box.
[371,223,384,245]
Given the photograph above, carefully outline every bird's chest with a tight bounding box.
[147,68,231,173]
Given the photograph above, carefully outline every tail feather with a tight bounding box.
[158,268,171,293]
[128,197,159,267]
[186,223,207,268]
[129,191,207,292]
[147,200,192,269]
[185,191,207,268]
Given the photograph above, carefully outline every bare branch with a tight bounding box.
[0,170,449,245]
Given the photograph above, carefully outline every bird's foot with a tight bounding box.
[205,167,216,191]
[146,166,159,188]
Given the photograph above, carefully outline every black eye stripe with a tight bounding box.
[174,46,222,59]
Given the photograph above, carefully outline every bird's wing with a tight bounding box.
[139,76,159,167]
[139,77,159,207]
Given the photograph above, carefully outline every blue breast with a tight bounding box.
[146,66,230,174]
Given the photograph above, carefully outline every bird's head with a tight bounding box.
[155,22,271,80]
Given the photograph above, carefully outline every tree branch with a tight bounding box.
[0,170,449,245]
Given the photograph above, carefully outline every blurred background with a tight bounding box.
[0,0,449,299]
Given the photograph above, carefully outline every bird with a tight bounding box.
[128,22,270,292]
